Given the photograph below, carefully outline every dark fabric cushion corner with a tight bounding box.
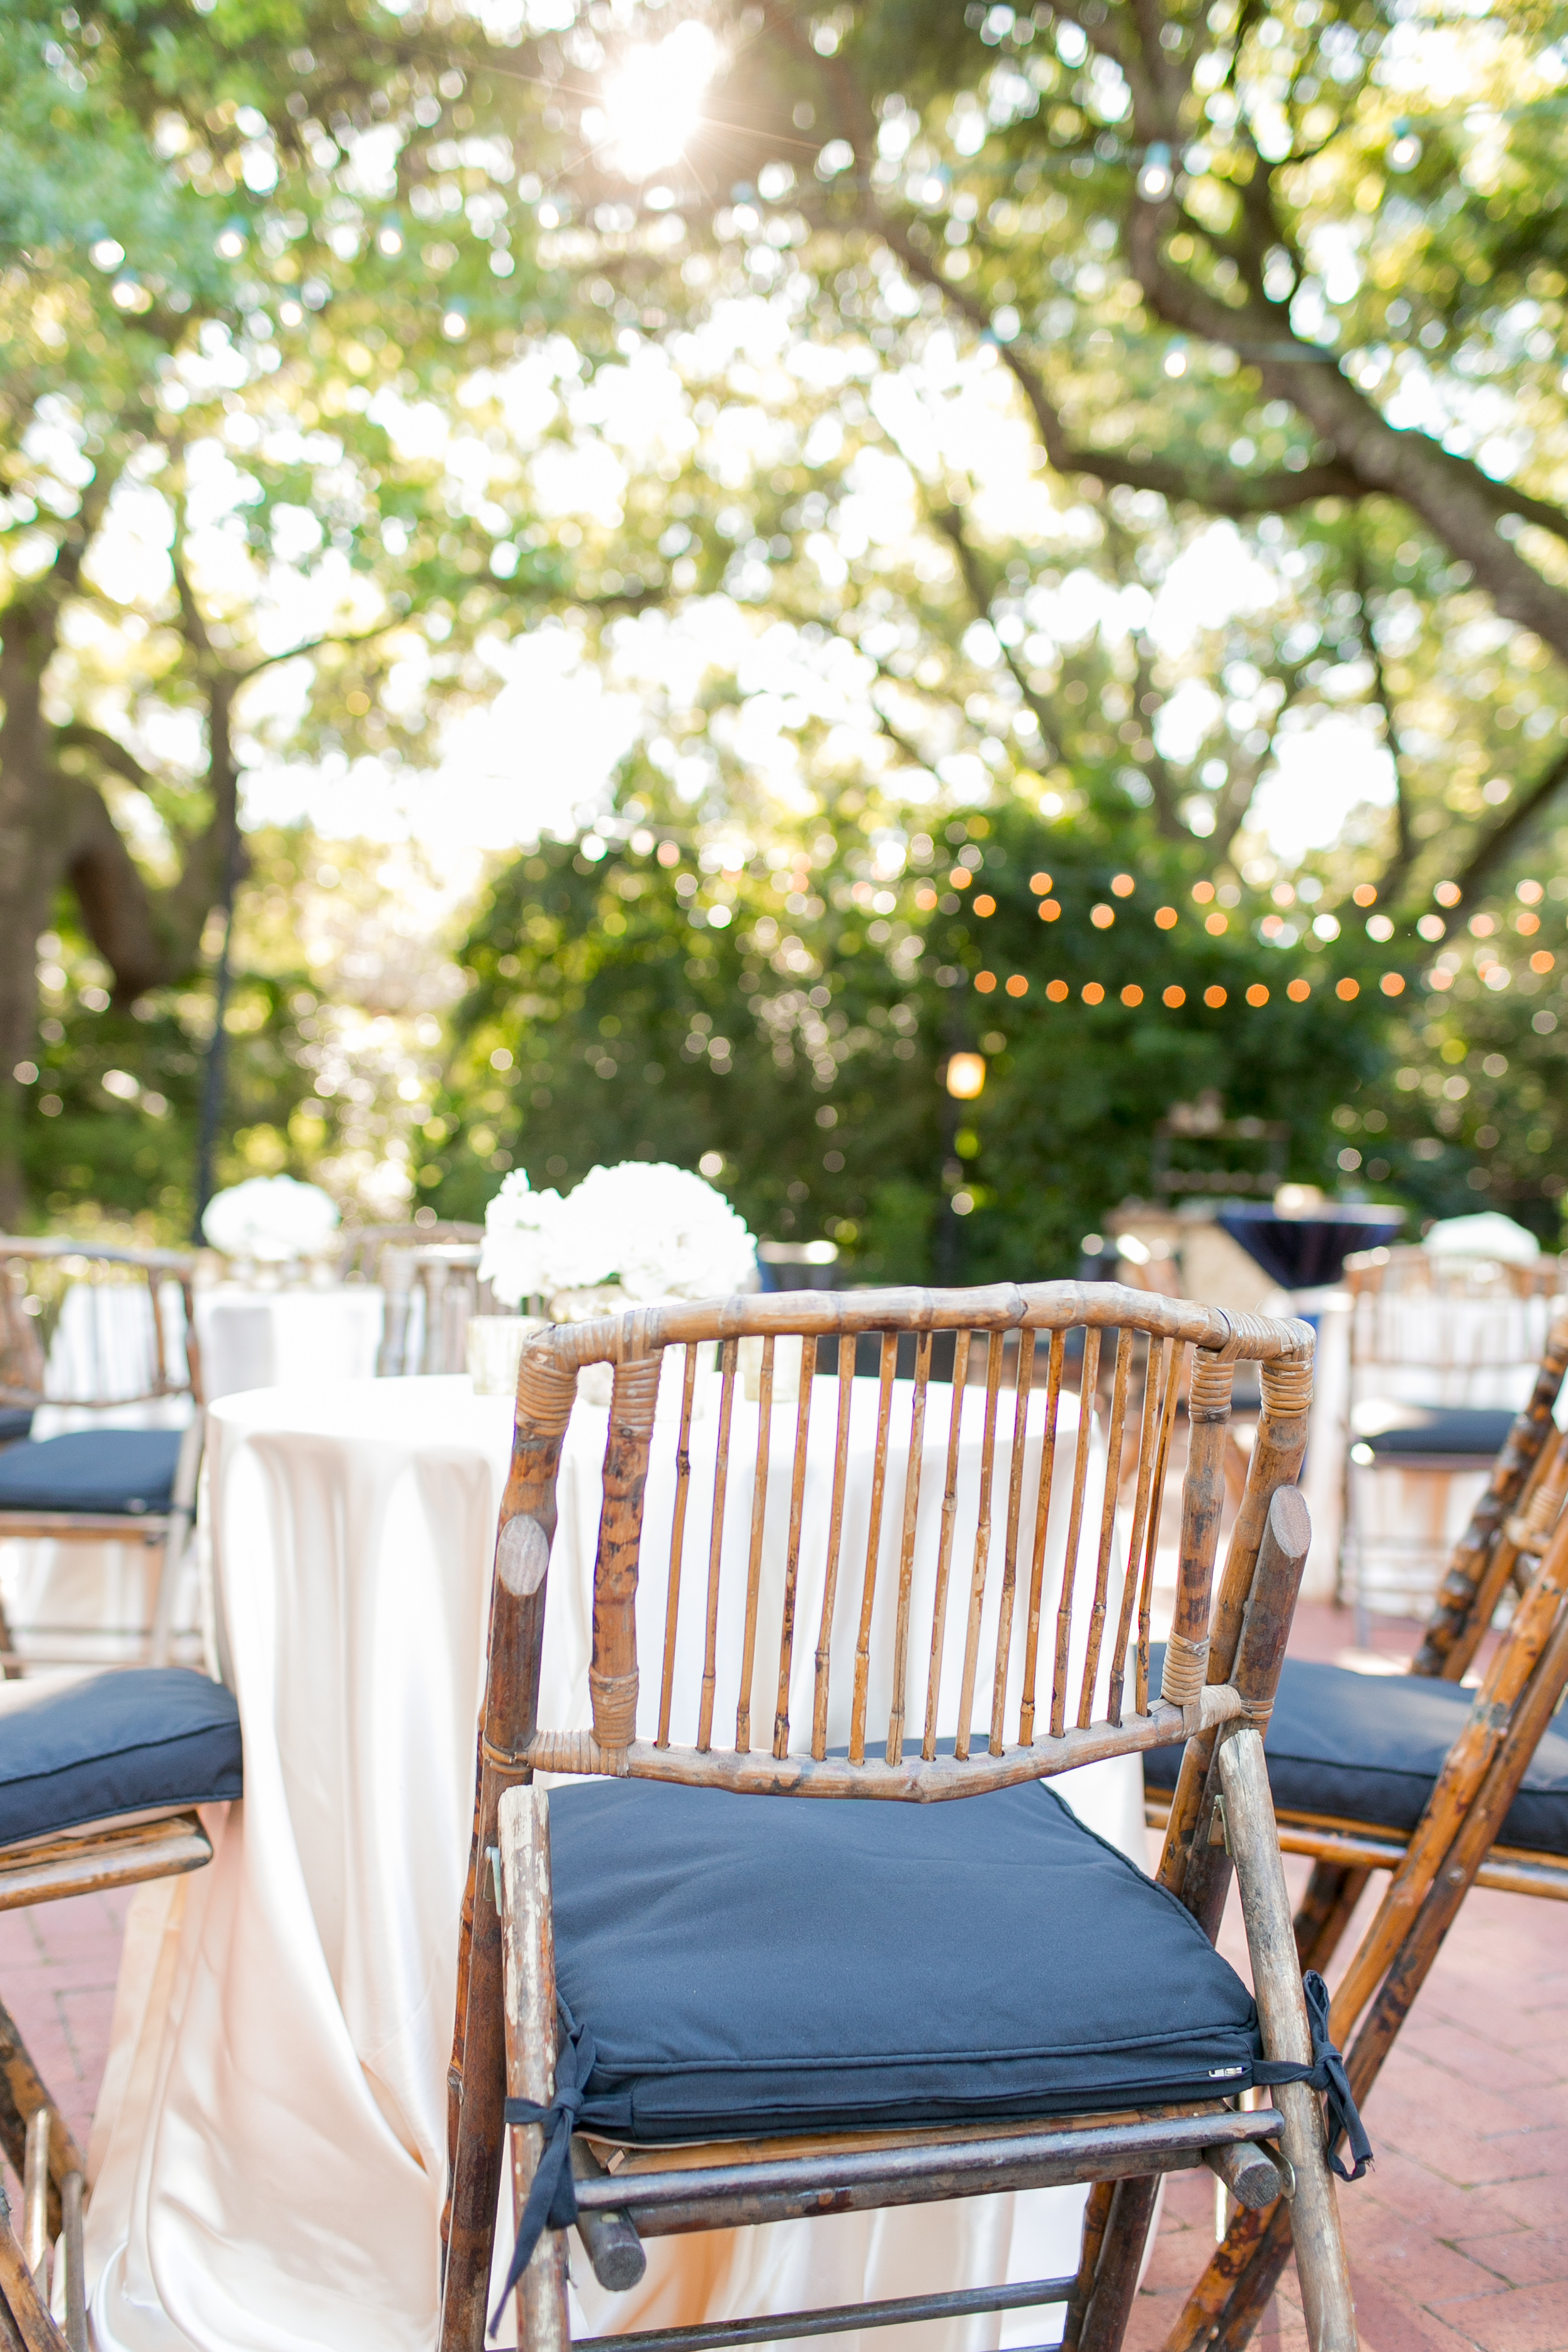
[0,1429,183,1517]
[0,1410,33,1447]
[0,1668,242,1848]
[548,1773,1263,2144]
[1142,1647,1568,1858]
[1351,1404,1518,1461]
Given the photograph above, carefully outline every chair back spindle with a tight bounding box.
[478,1284,1311,1805]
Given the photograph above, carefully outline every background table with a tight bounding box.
[1215,1203,1406,1292]
[84,1372,1146,2352]
[193,1286,385,1403]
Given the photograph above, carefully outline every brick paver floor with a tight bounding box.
[0,1606,1561,2348]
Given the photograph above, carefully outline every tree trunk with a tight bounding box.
[0,601,75,1229]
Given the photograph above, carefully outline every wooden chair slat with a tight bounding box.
[1018,1330,1066,1747]
[1049,1326,1101,1742]
[657,1344,701,1750]
[697,1340,738,1755]
[772,1338,818,1761]
[920,1330,972,1761]
[988,1330,1035,1757]
[811,1345,858,1761]
[954,1331,1005,1763]
[1077,1329,1133,1732]
[849,1335,899,1768]
[1136,1340,1184,1718]
[885,1330,932,1766]
[734,1337,776,1754]
[1108,1336,1167,1727]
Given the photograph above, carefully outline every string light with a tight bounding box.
[1204,985,1227,1007]
[1005,974,1029,998]
[975,970,997,993]
[1337,978,1360,1000]
[1246,983,1269,1006]
[1154,907,1178,929]
[1121,983,1144,1006]
[1163,985,1186,1007]
[1083,982,1105,1004]
[1046,979,1069,1002]
[1288,978,1312,1001]
[1380,973,1405,996]
[1038,897,1061,920]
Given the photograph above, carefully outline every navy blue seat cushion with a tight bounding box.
[1142,1649,1568,1857]
[0,1429,183,1516]
[0,1410,33,1447]
[0,1668,242,1848]
[1351,1404,1516,1460]
[548,1775,1262,2144]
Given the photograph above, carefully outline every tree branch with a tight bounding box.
[59,779,171,1001]
[54,722,164,799]
[1450,742,1568,907]
[1351,538,1414,900]
[928,504,1062,760]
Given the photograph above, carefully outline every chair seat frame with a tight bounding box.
[439,1281,1360,2352]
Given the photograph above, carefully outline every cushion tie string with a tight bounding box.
[488,2003,596,2337]
[1253,1970,1373,2184]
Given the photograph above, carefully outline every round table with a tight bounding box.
[1215,1204,1406,1293]
[85,1374,1146,2352]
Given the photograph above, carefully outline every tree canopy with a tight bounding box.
[4,0,1568,1255]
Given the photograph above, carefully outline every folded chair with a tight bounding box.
[0,1661,242,2348]
[439,1283,1367,2352]
[0,1241,205,1670]
[1153,1309,1568,2349]
[1338,1245,1560,1629]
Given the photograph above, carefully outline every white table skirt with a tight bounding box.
[84,1374,1146,2352]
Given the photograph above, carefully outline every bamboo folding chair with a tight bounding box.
[0,1662,240,2352]
[1338,1246,1560,1630]
[440,1282,1367,2352]
[1153,1310,1568,2351]
[0,1240,205,1669]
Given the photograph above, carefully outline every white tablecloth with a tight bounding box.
[84,1372,1146,2351]
[193,1286,385,1403]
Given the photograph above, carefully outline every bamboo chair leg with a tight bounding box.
[1076,2176,1160,2352]
[439,1844,509,2352]
[498,1787,570,2352]
[20,2111,47,2289]
[1217,1731,1356,2352]
[0,2187,65,2352]
[59,2174,84,2352]
[1292,1863,1370,1975]
[0,2003,83,2246]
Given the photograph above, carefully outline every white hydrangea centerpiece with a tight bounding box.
[480,1162,755,1316]
[202,1175,341,1266]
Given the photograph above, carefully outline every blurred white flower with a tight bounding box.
[479,1170,567,1307]
[201,1175,341,1262]
[566,1162,756,1300]
[478,1161,755,1309]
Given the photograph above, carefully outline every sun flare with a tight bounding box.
[590,20,718,181]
